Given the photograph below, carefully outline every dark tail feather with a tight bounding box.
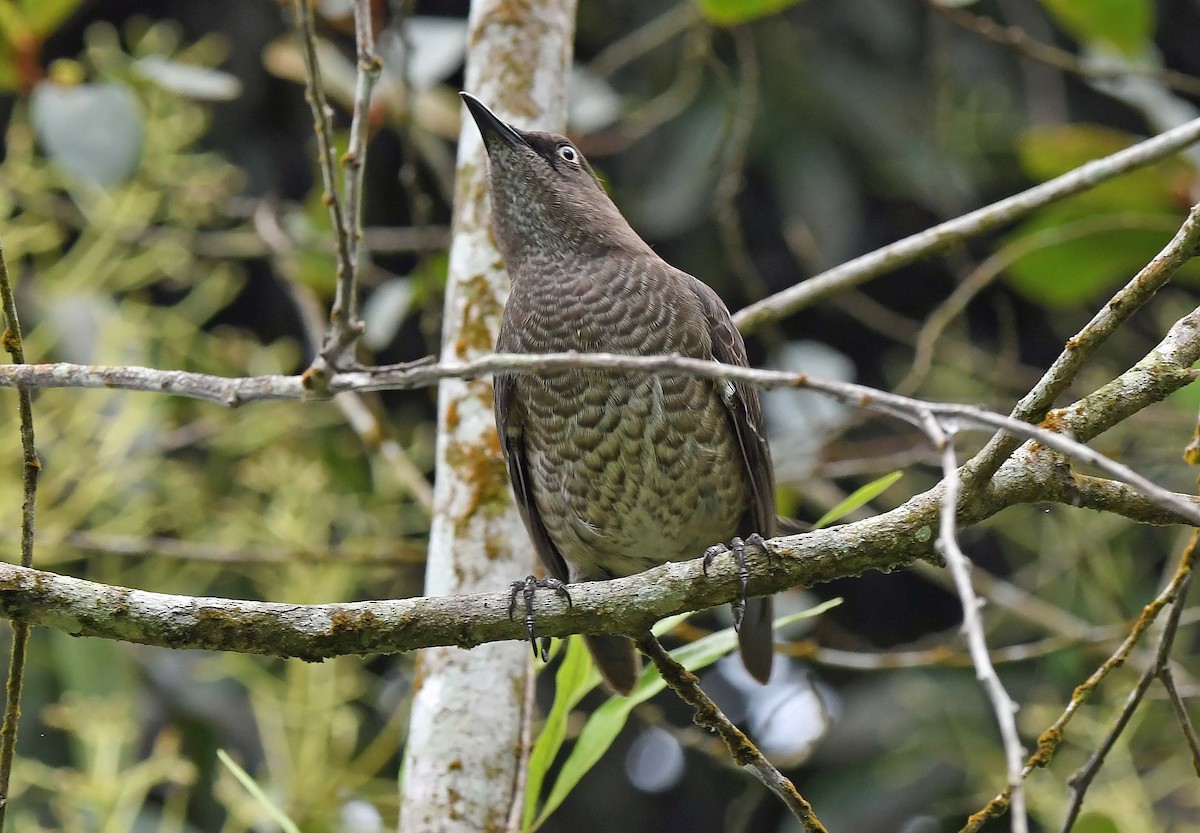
[737,595,775,683]
[584,633,641,695]
[775,515,811,535]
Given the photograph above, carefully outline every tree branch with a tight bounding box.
[636,634,829,833]
[0,232,39,830]
[0,448,1196,660]
[963,200,1200,487]
[732,121,1200,333]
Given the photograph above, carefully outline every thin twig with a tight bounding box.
[0,341,1198,524]
[922,414,1027,833]
[635,634,829,833]
[959,531,1200,832]
[732,118,1200,333]
[39,529,427,565]
[588,2,697,78]
[895,213,1184,396]
[504,661,537,833]
[931,2,1200,98]
[0,235,40,830]
[392,0,435,255]
[711,27,768,304]
[293,0,379,372]
[255,203,435,514]
[777,608,1199,670]
[292,0,353,360]
[1158,663,1200,777]
[962,200,1200,490]
[1058,569,1196,832]
[320,0,381,362]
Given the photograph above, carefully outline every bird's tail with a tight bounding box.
[584,633,641,695]
[738,595,775,684]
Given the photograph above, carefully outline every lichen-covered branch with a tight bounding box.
[959,530,1200,833]
[0,454,1195,660]
[964,200,1200,486]
[637,634,830,833]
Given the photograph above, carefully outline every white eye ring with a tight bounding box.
[557,144,579,163]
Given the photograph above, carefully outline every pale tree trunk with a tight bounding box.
[397,2,578,831]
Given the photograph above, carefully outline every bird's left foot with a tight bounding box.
[702,534,773,630]
[508,575,572,661]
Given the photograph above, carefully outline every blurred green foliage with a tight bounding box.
[0,17,431,832]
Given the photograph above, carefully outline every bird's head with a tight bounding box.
[460,92,647,269]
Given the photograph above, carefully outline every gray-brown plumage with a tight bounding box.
[462,92,776,695]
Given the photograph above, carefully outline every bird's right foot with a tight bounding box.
[508,575,572,661]
[702,534,773,630]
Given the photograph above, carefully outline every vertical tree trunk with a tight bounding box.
[397,2,578,831]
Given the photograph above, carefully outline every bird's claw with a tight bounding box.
[508,575,572,661]
[702,533,772,632]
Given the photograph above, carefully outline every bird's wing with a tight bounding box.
[685,277,777,539]
[493,372,571,583]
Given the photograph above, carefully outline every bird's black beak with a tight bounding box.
[460,92,528,149]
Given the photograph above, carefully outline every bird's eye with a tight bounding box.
[557,144,579,164]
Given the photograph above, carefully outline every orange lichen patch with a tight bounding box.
[963,796,1010,832]
[445,399,461,431]
[300,366,330,396]
[1184,422,1200,466]
[1039,408,1067,433]
[329,608,377,634]
[445,427,511,530]
[1033,726,1062,766]
[452,274,504,357]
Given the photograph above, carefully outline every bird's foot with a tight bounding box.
[508,575,572,661]
[702,534,773,631]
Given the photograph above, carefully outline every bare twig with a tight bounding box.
[895,213,1184,396]
[635,634,829,833]
[733,119,1200,333]
[711,27,768,303]
[1158,663,1200,777]
[963,201,1200,489]
[923,414,1028,833]
[40,530,425,565]
[291,0,354,362]
[321,0,382,362]
[1058,569,1196,832]
[779,607,1200,670]
[0,236,40,830]
[256,203,435,514]
[0,336,1198,524]
[959,531,1200,833]
[932,2,1200,98]
[588,3,697,78]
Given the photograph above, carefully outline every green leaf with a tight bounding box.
[1004,123,1200,307]
[1071,813,1121,833]
[523,612,701,831]
[522,636,595,832]
[1015,125,1186,212]
[531,600,841,829]
[216,749,301,833]
[1003,209,1197,307]
[814,471,902,529]
[21,0,84,36]
[1038,0,1153,56]
[694,0,805,26]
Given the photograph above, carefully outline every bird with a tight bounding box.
[461,92,777,695]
